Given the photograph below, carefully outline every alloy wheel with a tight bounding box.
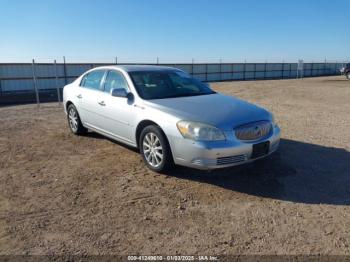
[68,108,78,132]
[142,132,163,167]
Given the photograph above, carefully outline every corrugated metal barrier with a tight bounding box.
[0,61,345,105]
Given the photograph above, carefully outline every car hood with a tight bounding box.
[143,93,272,130]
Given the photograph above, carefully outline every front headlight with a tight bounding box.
[176,121,225,141]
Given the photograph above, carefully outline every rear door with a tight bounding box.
[78,70,107,129]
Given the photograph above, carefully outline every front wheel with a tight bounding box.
[139,125,174,172]
[67,104,87,135]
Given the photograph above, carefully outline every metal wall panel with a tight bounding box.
[266,63,283,71]
[221,64,232,73]
[34,64,59,77]
[0,62,346,98]
[244,72,255,79]
[232,64,244,72]
[290,64,298,70]
[207,64,220,73]
[193,64,206,74]
[255,72,265,79]
[2,79,33,91]
[290,71,297,78]
[0,64,32,78]
[233,72,244,80]
[304,63,312,70]
[221,73,232,80]
[245,64,255,72]
[207,73,220,81]
[67,77,78,84]
[304,70,312,77]
[266,70,282,78]
[66,64,92,76]
[255,64,265,72]
[283,70,290,78]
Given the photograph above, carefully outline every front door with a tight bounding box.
[98,70,136,144]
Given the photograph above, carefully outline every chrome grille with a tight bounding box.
[217,154,246,165]
[234,121,272,141]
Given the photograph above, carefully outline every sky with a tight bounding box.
[0,0,349,63]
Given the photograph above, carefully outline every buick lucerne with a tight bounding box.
[63,65,280,172]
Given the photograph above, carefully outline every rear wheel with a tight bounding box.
[67,104,87,135]
[346,72,350,80]
[139,125,173,172]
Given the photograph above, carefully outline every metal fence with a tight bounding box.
[0,61,345,106]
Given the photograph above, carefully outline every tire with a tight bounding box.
[139,125,174,172]
[67,104,87,135]
[346,72,350,80]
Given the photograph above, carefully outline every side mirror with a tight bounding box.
[126,92,134,101]
[111,88,134,101]
[111,88,133,101]
[111,88,127,97]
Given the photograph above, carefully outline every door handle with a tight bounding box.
[76,94,82,99]
[98,100,106,106]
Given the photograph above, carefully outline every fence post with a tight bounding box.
[0,65,2,96]
[282,61,285,79]
[115,56,118,65]
[63,56,67,85]
[297,59,304,79]
[219,59,222,81]
[243,60,246,80]
[264,61,267,79]
[231,63,234,81]
[205,63,208,82]
[31,59,40,107]
[335,61,338,75]
[253,63,257,80]
[54,59,61,105]
[191,58,194,76]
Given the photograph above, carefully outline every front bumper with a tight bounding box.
[170,125,281,170]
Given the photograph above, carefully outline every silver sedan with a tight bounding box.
[63,65,280,172]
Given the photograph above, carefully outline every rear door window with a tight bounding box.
[80,70,105,90]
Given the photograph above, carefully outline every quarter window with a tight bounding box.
[104,70,129,93]
[80,70,105,90]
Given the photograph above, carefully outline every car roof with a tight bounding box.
[93,65,180,72]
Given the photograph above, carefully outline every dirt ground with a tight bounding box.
[0,76,349,256]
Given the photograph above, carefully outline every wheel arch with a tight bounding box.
[65,100,74,112]
[135,120,171,150]
[135,120,160,148]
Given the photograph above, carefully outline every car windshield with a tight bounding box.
[129,70,216,100]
